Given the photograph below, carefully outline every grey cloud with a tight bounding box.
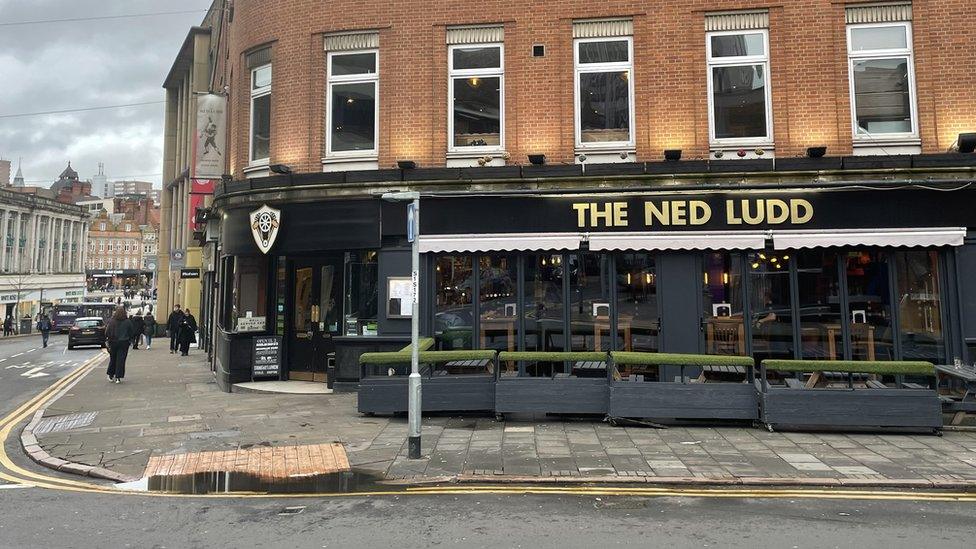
[0,0,210,187]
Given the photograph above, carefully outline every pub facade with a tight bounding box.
[179,0,976,393]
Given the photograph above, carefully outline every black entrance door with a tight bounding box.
[287,257,343,381]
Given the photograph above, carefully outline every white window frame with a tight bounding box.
[846,22,918,142]
[325,49,380,158]
[573,36,636,151]
[447,43,505,154]
[249,63,273,165]
[705,29,774,147]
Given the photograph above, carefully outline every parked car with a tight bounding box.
[67,317,106,350]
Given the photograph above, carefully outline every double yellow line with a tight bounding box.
[2,354,975,502]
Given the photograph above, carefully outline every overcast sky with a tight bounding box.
[0,0,211,189]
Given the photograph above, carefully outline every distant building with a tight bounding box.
[92,163,109,198]
[50,162,93,204]
[75,196,115,216]
[11,161,24,188]
[85,210,149,289]
[0,187,88,322]
[0,159,10,187]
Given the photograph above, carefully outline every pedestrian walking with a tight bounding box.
[177,309,197,356]
[130,314,145,350]
[143,313,157,349]
[105,307,133,384]
[2,315,12,336]
[36,313,52,348]
[167,305,184,354]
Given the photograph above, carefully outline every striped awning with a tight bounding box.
[772,228,965,250]
[587,231,768,251]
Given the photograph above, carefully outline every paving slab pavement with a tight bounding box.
[24,344,976,486]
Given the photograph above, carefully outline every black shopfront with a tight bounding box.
[213,185,976,392]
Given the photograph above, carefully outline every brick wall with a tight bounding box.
[223,0,976,177]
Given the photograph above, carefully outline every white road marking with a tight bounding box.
[0,358,6,362]
[0,484,34,490]
[21,367,47,378]
[26,348,36,353]
[10,353,23,358]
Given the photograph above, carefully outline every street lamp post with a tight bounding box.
[381,191,422,459]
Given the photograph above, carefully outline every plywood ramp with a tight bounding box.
[143,443,350,479]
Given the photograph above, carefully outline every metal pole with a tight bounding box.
[408,197,422,459]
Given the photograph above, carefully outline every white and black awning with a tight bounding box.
[771,227,966,250]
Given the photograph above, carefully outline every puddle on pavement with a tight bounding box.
[114,470,392,495]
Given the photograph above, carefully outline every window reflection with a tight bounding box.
[616,253,658,353]
[796,250,842,360]
[703,253,746,355]
[568,253,612,352]
[749,252,793,361]
[434,256,473,350]
[479,254,517,354]
[524,253,564,354]
[895,251,944,362]
[844,251,894,360]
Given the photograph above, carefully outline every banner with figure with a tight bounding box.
[193,94,227,179]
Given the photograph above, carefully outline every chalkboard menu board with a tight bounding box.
[252,336,282,380]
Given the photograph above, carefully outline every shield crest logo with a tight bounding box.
[249,204,281,254]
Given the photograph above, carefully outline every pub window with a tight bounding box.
[615,253,659,355]
[327,50,378,156]
[568,253,613,352]
[702,252,746,356]
[229,256,269,332]
[894,250,944,363]
[795,250,843,360]
[478,254,517,354]
[343,251,378,336]
[847,22,918,140]
[434,255,474,350]
[249,60,273,163]
[844,250,894,360]
[449,43,504,151]
[748,251,794,362]
[706,30,772,144]
[524,253,565,354]
[574,37,634,148]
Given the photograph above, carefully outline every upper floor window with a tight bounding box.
[574,37,634,149]
[326,50,378,156]
[847,22,917,140]
[99,222,106,231]
[248,49,273,164]
[706,30,772,144]
[449,43,504,151]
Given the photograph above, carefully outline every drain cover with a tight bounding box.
[278,506,306,516]
[33,412,98,435]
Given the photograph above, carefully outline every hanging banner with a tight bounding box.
[193,94,227,179]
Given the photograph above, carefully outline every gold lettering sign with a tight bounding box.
[574,198,813,229]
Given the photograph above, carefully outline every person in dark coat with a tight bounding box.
[105,307,133,383]
[130,314,145,350]
[3,315,12,336]
[167,305,184,354]
[177,309,197,356]
[143,313,157,349]
[36,314,53,347]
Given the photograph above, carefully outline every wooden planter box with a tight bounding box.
[610,382,758,420]
[495,377,608,415]
[358,375,496,414]
[760,387,943,432]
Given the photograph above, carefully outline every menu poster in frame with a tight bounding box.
[252,336,283,380]
[387,276,414,318]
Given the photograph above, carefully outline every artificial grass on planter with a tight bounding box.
[498,351,608,363]
[761,359,935,376]
[398,338,436,353]
[360,349,496,366]
[611,352,754,367]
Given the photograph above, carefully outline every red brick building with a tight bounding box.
[170,1,976,396]
[220,0,975,176]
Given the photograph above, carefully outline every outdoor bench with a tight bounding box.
[495,351,609,415]
[609,352,758,421]
[759,359,942,433]
[357,343,496,414]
